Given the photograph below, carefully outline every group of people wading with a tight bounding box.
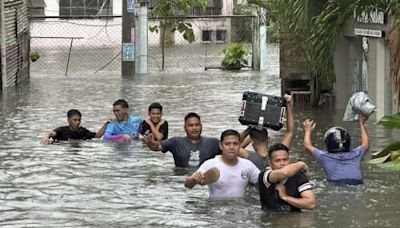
[42,95,370,212]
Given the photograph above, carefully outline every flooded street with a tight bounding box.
[0,68,400,227]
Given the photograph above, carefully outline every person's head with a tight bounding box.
[268,143,290,170]
[148,102,163,124]
[250,128,268,145]
[113,99,129,121]
[324,126,351,153]
[67,109,82,130]
[220,129,241,160]
[184,112,202,139]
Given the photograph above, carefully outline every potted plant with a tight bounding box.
[29,51,40,62]
[368,112,400,170]
[221,42,250,70]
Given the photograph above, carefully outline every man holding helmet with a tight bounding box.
[302,115,369,185]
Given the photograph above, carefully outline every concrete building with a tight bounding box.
[280,9,394,121]
[31,0,237,45]
[335,9,392,121]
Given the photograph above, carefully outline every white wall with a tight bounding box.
[43,0,122,16]
[44,0,59,16]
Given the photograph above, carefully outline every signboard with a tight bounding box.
[127,0,135,13]
[354,28,383,38]
[123,43,135,61]
[355,9,385,25]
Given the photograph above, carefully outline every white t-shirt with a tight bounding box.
[197,155,260,198]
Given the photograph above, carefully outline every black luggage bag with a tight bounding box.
[238,91,286,131]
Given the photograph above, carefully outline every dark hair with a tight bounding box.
[67,109,82,118]
[268,143,289,158]
[220,129,241,142]
[249,128,268,144]
[184,112,201,122]
[148,102,163,112]
[113,99,129,108]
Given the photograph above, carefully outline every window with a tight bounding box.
[29,0,46,17]
[193,0,222,15]
[59,0,113,17]
[202,30,212,42]
[216,30,226,42]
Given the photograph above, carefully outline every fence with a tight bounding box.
[29,15,256,75]
[1,0,30,89]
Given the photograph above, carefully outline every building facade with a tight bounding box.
[335,9,393,120]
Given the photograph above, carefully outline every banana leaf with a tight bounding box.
[377,112,400,129]
[368,153,391,164]
[380,156,400,171]
[371,141,400,159]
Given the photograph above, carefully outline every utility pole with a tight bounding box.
[135,0,148,74]
[121,0,136,76]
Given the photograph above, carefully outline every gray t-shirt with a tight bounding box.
[248,151,268,171]
[161,136,221,168]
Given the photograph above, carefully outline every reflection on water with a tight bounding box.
[0,70,400,227]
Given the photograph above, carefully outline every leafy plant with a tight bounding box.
[221,42,250,70]
[267,21,279,43]
[29,51,40,62]
[368,112,400,170]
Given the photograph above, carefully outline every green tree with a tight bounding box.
[149,0,208,70]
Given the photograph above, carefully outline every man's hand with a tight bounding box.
[298,161,310,173]
[108,116,116,122]
[155,119,165,130]
[191,171,206,185]
[303,119,316,133]
[359,114,368,125]
[144,117,154,126]
[283,94,292,104]
[142,132,153,144]
[41,136,54,145]
[142,132,162,151]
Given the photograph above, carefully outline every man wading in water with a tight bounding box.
[42,109,109,144]
[143,112,220,168]
[185,129,260,199]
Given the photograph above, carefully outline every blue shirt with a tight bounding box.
[312,145,366,185]
[104,116,142,140]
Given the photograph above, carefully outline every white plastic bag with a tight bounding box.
[343,91,376,121]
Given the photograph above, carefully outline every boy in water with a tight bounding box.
[139,102,168,141]
[303,115,369,185]
[42,109,109,144]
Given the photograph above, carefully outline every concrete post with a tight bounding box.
[375,38,392,120]
[252,16,260,70]
[135,1,148,74]
[259,8,268,71]
[121,0,136,76]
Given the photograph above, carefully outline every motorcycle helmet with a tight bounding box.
[324,126,351,153]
